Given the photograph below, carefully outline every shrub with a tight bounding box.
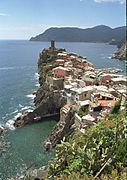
[57,48,66,53]
[110,99,121,114]
[78,105,89,118]
[46,108,127,178]
[47,71,53,77]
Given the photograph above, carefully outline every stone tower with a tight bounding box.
[51,40,55,50]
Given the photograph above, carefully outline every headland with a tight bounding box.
[14,40,126,152]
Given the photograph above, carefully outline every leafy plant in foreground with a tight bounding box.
[46,108,127,179]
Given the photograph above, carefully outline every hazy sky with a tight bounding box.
[0,0,126,39]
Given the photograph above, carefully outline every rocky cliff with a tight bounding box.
[14,84,66,128]
[43,107,75,151]
[14,47,67,130]
[113,41,126,60]
[14,45,76,151]
[0,127,4,136]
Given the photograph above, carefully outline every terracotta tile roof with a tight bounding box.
[89,101,97,108]
[90,100,116,108]
[98,100,116,107]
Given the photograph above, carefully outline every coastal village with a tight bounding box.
[0,41,126,180]
[42,41,126,134]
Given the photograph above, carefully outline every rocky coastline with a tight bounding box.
[14,44,71,151]
[0,127,4,136]
[112,41,126,60]
[43,106,75,151]
[14,83,66,128]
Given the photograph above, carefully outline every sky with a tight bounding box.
[0,0,126,39]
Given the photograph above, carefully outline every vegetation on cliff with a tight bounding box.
[78,105,89,118]
[46,106,127,179]
[38,47,67,85]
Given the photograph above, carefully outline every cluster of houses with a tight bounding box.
[46,42,127,134]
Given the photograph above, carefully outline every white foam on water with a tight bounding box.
[27,109,33,112]
[6,120,15,130]
[26,94,36,99]
[108,56,112,59]
[10,109,18,115]
[6,112,22,130]
[0,124,4,130]
[35,72,39,80]
[35,83,40,87]
[14,113,22,119]
[19,104,23,107]
[21,106,31,111]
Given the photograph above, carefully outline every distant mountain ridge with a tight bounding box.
[30,25,126,44]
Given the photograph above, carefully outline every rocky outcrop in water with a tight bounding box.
[14,83,66,128]
[112,42,126,60]
[0,127,4,136]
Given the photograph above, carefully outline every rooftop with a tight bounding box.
[99,92,114,98]
[111,78,127,82]
[64,84,72,89]
[56,59,65,62]
[57,53,67,56]
[71,86,94,94]
[108,88,115,92]
[94,85,108,92]
[70,55,76,59]
[97,100,116,107]
[117,89,127,94]
[82,86,94,91]
[78,100,89,107]
[82,114,95,121]
[53,66,69,71]
[83,77,95,82]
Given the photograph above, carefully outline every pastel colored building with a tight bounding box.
[83,77,97,86]
[111,77,127,86]
[53,66,68,78]
[99,74,112,85]
[89,99,116,112]
[55,59,65,67]
[57,53,67,60]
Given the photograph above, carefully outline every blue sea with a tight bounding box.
[0,40,126,179]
